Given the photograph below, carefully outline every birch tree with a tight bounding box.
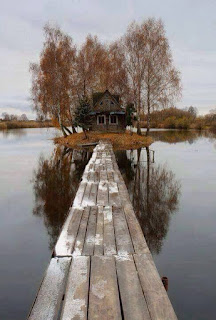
[141,18,181,135]
[122,18,181,135]
[122,22,147,134]
[97,41,130,102]
[30,24,76,136]
[75,35,107,98]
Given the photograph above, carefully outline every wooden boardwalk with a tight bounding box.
[28,142,177,320]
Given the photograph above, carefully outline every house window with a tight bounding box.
[110,115,118,124]
[97,115,106,125]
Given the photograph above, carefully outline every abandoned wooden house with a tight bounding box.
[90,90,126,132]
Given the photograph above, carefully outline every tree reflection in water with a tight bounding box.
[32,147,91,249]
[116,147,181,255]
[150,130,201,144]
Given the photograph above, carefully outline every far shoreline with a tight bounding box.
[0,120,53,130]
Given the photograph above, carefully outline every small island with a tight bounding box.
[55,90,152,149]
[55,131,152,150]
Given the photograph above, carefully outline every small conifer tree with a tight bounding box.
[74,97,92,139]
[126,103,135,135]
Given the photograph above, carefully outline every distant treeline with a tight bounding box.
[140,106,216,131]
[0,112,53,130]
[0,120,53,130]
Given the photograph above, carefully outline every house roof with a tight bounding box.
[92,90,120,106]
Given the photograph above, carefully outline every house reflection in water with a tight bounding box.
[32,147,91,249]
[115,147,181,254]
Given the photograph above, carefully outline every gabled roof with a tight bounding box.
[92,90,120,107]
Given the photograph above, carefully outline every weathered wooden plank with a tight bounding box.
[94,206,104,256]
[28,258,71,320]
[134,253,178,320]
[108,182,121,206]
[100,170,108,182]
[89,171,95,182]
[73,207,90,256]
[103,206,116,255]
[82,206,97,255]
[95,158,101,165]
[115,255,151,320]
[106,160,113,171]
[94,163,100,172]
[82,182,92,206]
[123,203,150,254]
[89,162,94,170]
[97,182,109,206]
[61,256,90,320]
[88,182,98,206]
[118,180,130,202]
[107,170,114,182]
[113,172,120,183]
[55,208,83,256]
[94,171,100,182]
[112,206,134,255]
[82,171,89,182]
[88,256,122,320]
[73,182,87,207]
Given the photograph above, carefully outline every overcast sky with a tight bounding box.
[1,0,216,118]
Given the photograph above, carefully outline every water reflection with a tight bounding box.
[1,128,27,138]
[116,147,181,254]
[32,147,91,249]
[150,130,202,144]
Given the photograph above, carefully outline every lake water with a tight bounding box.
[0,128,216,319]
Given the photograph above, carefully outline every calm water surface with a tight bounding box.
[0,128,216,320]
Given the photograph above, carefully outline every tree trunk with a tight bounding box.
[137,87,142,135]
[146,70,151,137]
[83,128,88,139]
[63,125,72,135]
[146,147,150,215]
[58,112,67,137]
[72,125,77,133]
[137,120,142,135]
[146,104,150,136]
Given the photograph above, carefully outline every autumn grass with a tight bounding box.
[0,120,53,130]
[55,131,153,150]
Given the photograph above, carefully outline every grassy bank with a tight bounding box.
[0,120,53,130]
[55,131,152,150]
[139,120,215,131]
[138,107,216,131]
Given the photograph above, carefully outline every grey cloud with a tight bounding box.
[0,0,216,116]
